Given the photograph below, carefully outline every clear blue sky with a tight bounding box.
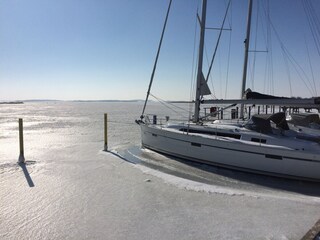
[0,0,319,101]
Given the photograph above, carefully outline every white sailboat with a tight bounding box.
[136,0,320,181]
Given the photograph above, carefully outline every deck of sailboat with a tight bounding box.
[145,121,320,155]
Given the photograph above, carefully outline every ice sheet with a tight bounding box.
[0,102,319,240]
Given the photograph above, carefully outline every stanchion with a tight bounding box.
[19,118,25,163]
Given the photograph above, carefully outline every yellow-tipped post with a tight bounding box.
[18,118,25,163]
[104,113,108,151]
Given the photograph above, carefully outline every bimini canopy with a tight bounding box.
[246,112,289,133]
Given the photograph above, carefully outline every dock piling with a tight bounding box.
[104,113,108,151]
[18,118,25,163]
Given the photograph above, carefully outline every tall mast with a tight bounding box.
[240,0,253,119]
[194,0,207,123]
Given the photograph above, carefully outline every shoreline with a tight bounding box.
[0,101,23,105]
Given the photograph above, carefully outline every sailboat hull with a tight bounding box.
[139,123,320,181]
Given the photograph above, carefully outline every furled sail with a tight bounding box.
[200,72,211,96]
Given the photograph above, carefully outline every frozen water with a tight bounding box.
[0,101,319,240]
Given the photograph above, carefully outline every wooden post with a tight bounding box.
[19,118,25,163]
[104,113,108,151]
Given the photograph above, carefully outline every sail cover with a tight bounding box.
[245,89,288,100]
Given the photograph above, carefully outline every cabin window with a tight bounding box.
[265,154,282,160]
[191,142,201,147]
[251,138,267,144]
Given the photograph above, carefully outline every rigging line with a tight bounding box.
[267,0,274,95]
[305,1,320,55]
[264,8,315,96]
[251,0,260,90]
[281,48,293,97]
[224,26,232,99]
[282,45,314,96]
[262,0,268,94]
[190,3,200,121]
[304,0,320,57]
[263,45,274,96]
[204,0,231,100]
[225,0,232,29]
[266,0,274,95]
[218,49,222,99]
[149,93,192,115]
[305,0,320,32]
[247,57,253,92]
[150,95,185,118]
[281,45,314,96]
[205,0,231,83]
[140,0,172,119]
[204,43,216,99]
[263,0,274,95]
[305,36,317,96]
[202,37,216,99]
[284,44,316,95]
[224,0,233,99]
[302,0,320,56]
[149,94,192,120]
[204,44,216,99]
[206,27,231,31]
[259,1,268,53]
[202,27,216,97]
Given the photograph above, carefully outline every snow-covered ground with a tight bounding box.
[1,102,319,240]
